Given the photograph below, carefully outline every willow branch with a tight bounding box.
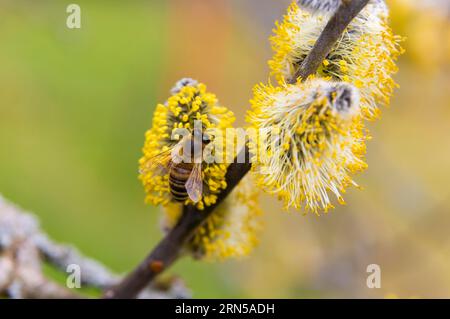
[105,148,251,299]
[105,0,371,299]
[0,195,189,299]
[290,0,371,83]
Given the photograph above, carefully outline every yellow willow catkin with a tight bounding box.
[270,0,404,120]
[247,78,368,214]
[163,174,263,260]
[139,78,235,211]
[140,79,263,260]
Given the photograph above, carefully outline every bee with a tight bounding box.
[140,128,210,203]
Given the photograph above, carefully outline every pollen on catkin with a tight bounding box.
[246,78,368,213]
[270,0,404,120]
[139,78,235,210]
[162,174,263,261]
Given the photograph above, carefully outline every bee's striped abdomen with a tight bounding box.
[169,164,192,202]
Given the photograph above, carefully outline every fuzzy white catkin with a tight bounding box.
[298,0,387,14]
[297,0,342,13]
[170,78,198,95]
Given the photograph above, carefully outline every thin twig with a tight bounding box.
[0,195,190,299]
[289,0,371,83]
[105,148,251,299]
[105,0,371,299]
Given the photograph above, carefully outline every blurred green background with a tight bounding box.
[1,0,450,298]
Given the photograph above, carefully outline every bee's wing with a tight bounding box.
[139,148,173,175]
[185,163,203,203]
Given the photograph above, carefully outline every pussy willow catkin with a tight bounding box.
[247,78,368,213]
[270,0,404,120]
[140,79,263,260]
[163,174,263,260]
[297,0,342,13]
[139,79,235,210]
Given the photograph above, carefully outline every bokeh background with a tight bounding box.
[1,0,450,298]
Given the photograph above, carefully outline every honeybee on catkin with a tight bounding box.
[139,78,235,209]
[141,127,210,203]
